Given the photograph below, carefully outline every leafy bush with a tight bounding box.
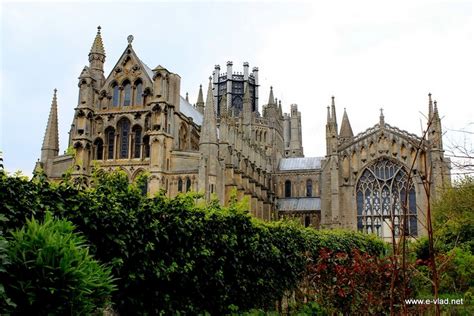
[305,248,409,315]
[0,170,385,314]
[1,213,115,315]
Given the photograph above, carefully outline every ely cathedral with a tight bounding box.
[36,27,451,240]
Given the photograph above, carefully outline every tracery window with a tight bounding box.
[356,159,417,238]
[117,119,130,159]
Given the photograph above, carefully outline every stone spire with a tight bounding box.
[89,26,105,56]
[379,107,385,127]
[41,89,59,162]
[200,78,218,145]
[326,106,331,123]
[339,108,354,140]
[196,84,204,114]
[268,86,275,105]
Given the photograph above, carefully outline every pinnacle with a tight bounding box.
[339,108,353,138]
[41,89,59,157]
[268,86,275,105]
[90,25,105,56]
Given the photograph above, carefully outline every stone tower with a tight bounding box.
[283,104,304,157]
[212,62,259,117]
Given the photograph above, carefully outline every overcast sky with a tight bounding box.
[1,0,473,176]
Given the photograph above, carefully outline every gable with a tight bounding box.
[101,44,153,91]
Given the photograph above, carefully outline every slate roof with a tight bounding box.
[180,96,203,125]
[278,157,323,171]
[276,198,321,211]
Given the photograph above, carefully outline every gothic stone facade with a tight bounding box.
[36,28,451,240]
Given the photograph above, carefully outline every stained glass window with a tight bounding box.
[106,129,115,159]
[123,82,131,106]
[112,84,119,107]
[135,81,143,106]
[356,159,417,237]
[133,126,142,158]
[118,119,130,159]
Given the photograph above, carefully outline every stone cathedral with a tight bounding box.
[36,27,451,240]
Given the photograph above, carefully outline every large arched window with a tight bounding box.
[123,81,131,106]
[132,125,142,159]
[356,159,417,238]
[112,83,120,107]
[285,180,292,198]
[105,127,115,159]
[94,138,104,160]
[135,80,143,106]
[117,118,131,159]
[306,179,313,197]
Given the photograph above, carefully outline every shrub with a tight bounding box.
[0,170,386,314]
[2,213,115,315]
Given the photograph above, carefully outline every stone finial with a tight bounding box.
[127,35,134,44]
[185,92,189,102]
[379,107,385,126]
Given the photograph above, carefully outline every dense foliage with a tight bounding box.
[0,170,385,314]
[411,176,474,314]
[305,248,410,315]
[1,213,115,315]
